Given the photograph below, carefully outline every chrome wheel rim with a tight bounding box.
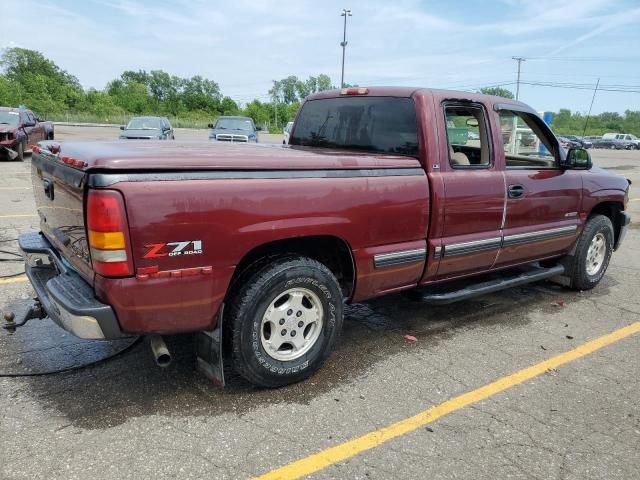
[586,232,607,276]
[260,288,324,361]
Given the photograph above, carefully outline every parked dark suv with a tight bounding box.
[208,116,258,143]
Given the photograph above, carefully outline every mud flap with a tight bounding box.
[195,306,225,387]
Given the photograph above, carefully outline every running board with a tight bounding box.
[410,264,565,305]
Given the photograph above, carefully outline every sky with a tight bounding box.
[2,0,640,114]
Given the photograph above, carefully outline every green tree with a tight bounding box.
[479,87,514,99]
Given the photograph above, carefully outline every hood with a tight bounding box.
[0,124,18,134]
[210,128,255,138]
[587,166,631,192]
[36,140,422,172]
[120,128,161,139]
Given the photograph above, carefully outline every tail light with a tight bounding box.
[87,190,133,277]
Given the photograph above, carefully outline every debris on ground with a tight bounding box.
[403,334,418,342]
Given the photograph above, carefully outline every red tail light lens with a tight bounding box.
[87,190,133,277]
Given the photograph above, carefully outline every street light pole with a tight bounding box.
[340,9,352,88]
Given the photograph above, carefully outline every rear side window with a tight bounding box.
[290,97,418,156]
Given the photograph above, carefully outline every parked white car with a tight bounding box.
[283,121,294,145]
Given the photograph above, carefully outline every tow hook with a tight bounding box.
[2,299,46,334]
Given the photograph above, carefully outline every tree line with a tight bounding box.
[0,48,335,130]
[1,48,638,136]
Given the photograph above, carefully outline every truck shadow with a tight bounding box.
[15,278,614,430]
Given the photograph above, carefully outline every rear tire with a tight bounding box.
[561,215,614,290]
[16,141,24,161]
[227,256,343,388]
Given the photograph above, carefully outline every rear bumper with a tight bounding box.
[19,232,123,339]
[614,211,631,251]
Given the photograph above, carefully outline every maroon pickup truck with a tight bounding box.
[0,107,54,161]
[16,87,630,388]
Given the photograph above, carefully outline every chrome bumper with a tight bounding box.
[19,232,123,340]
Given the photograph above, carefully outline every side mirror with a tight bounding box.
[24,121,36,127]
[120,125,125,130]
[563,148,592,170]
[207,123,214,129]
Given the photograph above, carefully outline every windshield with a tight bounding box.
[214,118,254,131]
[0,111,20,125]
[126,117,161,130]
[290,96,418,156]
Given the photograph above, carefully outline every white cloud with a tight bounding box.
[1,0,638,113]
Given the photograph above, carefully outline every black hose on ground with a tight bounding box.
[0,336,142,378]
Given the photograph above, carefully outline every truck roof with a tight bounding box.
[306,86,532,111]
[0,106,27,113]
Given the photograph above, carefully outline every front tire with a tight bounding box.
[562,215,614,290]
[227,256,343,388]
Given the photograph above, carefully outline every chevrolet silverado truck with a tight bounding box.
[13,87,631,388]
[0,107,54,161]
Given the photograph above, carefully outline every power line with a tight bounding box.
[525,56,640,63]
[520,81,640,93]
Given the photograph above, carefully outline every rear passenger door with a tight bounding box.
[435,102,505,279]
[495,108,581,267]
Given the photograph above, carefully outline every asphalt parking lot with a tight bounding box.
[1,131,639,480]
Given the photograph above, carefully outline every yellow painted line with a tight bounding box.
[0,276,28,285]
[254,321,640,480]
[0,214,37,218]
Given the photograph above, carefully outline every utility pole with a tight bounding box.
[274,97,278,128]
[512,56,526,100]
[340,9,352,88]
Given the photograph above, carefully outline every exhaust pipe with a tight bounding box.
[149,335,172,367]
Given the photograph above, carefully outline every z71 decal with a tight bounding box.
[144,240,203,258]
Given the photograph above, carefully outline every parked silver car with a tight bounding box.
[120,116,174,140]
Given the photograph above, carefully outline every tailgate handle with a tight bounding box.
[43,178,54,200]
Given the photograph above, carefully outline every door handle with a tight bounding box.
[508,184,524,199]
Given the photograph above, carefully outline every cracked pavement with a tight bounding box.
[1,131,639,480]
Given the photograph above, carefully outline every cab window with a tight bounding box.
[444,104,490,168]
[498,110,557,168]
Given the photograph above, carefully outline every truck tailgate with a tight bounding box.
[31,151,94,284]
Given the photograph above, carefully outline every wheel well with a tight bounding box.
[230,236,355,299]
[589,201,624,245]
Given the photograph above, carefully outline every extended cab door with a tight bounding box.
[494,107,581,267]
[431,101,505,279]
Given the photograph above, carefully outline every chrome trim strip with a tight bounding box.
[89,168,426,187]
[374,247,426,268]
[444,237,502,257]
[503,225,577,247]
[434,246,443,259]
